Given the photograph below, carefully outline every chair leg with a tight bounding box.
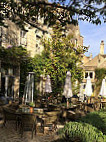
[32,126,34,139]
[21,126,23,138]
[35,125,36,135]
[32,131,33,139]
[3,119,6,127]
[16,120,18,131]
[21,131,23,138]
[41,119,44,134]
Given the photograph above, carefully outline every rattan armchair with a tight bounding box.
[20,113,37,139]
[3,107,18,127]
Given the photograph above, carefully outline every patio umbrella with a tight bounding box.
[84,76,92,97]
[45,75,52,93]
[99,78,106,98]
[63,71,73,108]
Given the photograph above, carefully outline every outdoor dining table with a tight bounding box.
[15,107,48,135]
[15,107,47,120]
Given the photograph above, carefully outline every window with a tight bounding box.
[21,31,26,38]
[85,71,93,79]
[35,29,38,33]
[90,72,93,78]
[43,31,45,35]
[1,68,5,76]
[75,39,77,45]
[98,59,100,63]
[83,84,86,89]
[85,72,88,78]
[8,68,13,75]
[20,31,27,45]
[35,44,38,52]
[36,44,38,48]
[36,35,41,38]
[35,44,40,53]
[92,85,94,92]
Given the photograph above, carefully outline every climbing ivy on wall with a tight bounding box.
[95,68,106,80]
[95,68,106,95]
[0,46,33,97]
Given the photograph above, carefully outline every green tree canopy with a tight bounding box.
[33,25,87,95]
[0,0,105,27]
[0,46,30,65]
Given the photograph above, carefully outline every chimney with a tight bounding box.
[100,40,104,55]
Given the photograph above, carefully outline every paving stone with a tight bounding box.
[0,118,58,142]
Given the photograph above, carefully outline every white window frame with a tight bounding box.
[84,71,94,79]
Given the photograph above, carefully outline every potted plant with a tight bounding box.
[29,102,35,113]
[102,96,106,101]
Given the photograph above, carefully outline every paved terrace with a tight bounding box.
[0,114,58,142]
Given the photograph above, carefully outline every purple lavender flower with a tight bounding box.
[7,45,12,48]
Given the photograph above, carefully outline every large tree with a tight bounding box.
[32,25,87,95]
[0,0,105,27]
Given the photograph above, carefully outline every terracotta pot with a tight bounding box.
[102,98,106,102]
[30,107,34,113]
[87,99,91,104]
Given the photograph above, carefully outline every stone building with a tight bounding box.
[0,18,83,98]
[0,19,50,99]
[82,40,106,96]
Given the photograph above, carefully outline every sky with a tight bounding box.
[79,21,106,58]
[48,0,106,58]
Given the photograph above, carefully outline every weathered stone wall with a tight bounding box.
[66,24,83,47]
[1,19,20,47]
[0,19,84,98]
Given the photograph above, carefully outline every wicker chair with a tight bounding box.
[3,107,16,123]
[2,107,19,129]
[20,113,37,139]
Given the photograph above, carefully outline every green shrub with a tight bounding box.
[59,122,106,142]
[95,68,106,95]
[29,102,35,107]
[79,110,106,135]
